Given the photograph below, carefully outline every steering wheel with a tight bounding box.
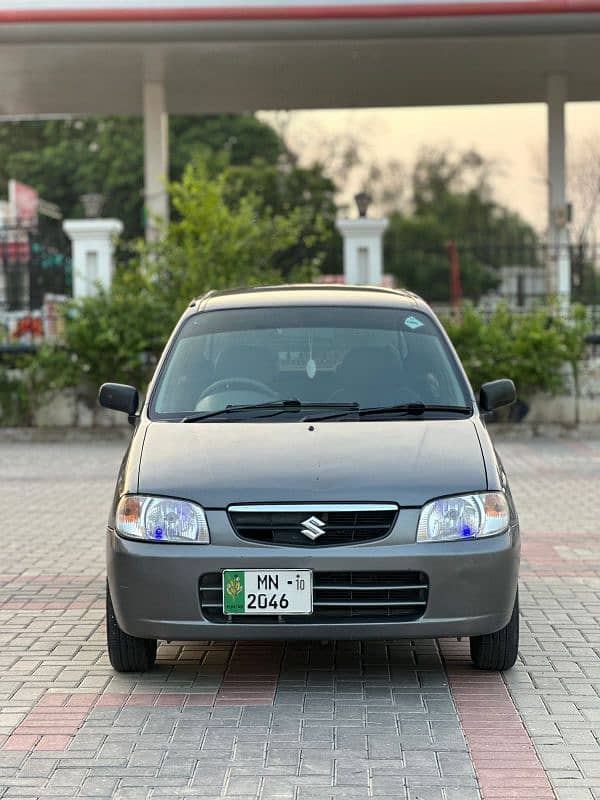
[197,377,279,401]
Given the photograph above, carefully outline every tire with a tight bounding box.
[470,589,519,671]
[106,582,157,673]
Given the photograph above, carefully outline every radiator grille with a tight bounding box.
[228,506,398,547]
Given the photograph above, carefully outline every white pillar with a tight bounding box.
[547,73,571,309]
[63,219,124,298]
[143,80,169,241]
[335,217,389,286]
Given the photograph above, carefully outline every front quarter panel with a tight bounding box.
[472,417,519,525]
[473,417,503,491]
[107,420,149,528]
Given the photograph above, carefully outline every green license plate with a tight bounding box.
[222,569,312,615]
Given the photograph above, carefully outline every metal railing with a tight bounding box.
[395,239,600,310]
[0,225,71,313]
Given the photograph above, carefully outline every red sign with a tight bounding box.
[2,239,30,262]
[8,180,39,227]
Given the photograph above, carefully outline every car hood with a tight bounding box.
[137,419,487,507]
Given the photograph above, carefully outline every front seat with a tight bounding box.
[402,347,443,404]
[335,346,403,406]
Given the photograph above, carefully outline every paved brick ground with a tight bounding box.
[1,435,600,799]
[503,439,600,800]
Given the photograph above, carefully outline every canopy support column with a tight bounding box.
[547,73,570,309]
[143,80,169,241]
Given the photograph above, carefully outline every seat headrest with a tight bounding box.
[338,346,400,380]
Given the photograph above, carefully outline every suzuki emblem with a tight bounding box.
[300,515,326,541]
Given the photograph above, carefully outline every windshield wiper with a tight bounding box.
[359,403,472,418]
[303,403,473,422]
[181,400,358,422]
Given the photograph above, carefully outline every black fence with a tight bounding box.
[394,239,600,310]
[3,229,600,316]
[0,225,71,312]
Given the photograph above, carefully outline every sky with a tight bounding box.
[260,102,600,234]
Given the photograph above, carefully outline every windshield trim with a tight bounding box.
[146,304,475,422]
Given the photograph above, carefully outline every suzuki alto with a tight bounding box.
[99,285,520,672]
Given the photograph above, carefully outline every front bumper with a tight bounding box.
[107,510,520,641]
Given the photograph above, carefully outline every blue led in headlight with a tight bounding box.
[417,493,509,542]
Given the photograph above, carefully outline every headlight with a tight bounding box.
[417,492,509,542]
[115,495,210,543]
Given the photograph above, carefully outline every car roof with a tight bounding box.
[191,284,429,313]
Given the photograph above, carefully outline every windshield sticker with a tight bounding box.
[404,316,424,330]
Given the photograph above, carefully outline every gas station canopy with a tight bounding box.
[0,0,599,115]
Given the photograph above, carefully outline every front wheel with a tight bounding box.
[106,582,157,673]
[470,589,519,671]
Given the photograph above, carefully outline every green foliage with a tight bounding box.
[0,265,167,425]
[27,160,324,402]
[141,160,321,318]
[0,114,287,238]
[3,126,587,424]
[51,274,166,400]
[442,304,592,400]
[0,347,73,425]
[0,365,31,425]
[0,114,336,278]
[411,149,537,251]
[170,114,285,176]
[221,159,341,275]
[385,148,540,302]
[385,215,499,301]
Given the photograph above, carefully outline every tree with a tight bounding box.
[270,124,539,294]
[0,114,288,238]
[385,148,540,302]
[385,215,500,301]
[265,113,411,218]
[170,114,285,177]
[142,160,322,317]
[221,159,340,276]
[28,159,326,407]
[411,148,538,249]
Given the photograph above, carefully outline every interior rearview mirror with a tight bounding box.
[479,379,516,413]
[98,383,139,419]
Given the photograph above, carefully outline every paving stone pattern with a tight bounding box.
[1,437,600,798]
[503,439,600,800]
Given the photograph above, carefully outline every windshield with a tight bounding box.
[150,305,471,420]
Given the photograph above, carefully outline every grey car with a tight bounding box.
[99,284,520,673]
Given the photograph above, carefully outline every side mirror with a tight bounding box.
[98,383,139,421]
[479,379,516,412]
